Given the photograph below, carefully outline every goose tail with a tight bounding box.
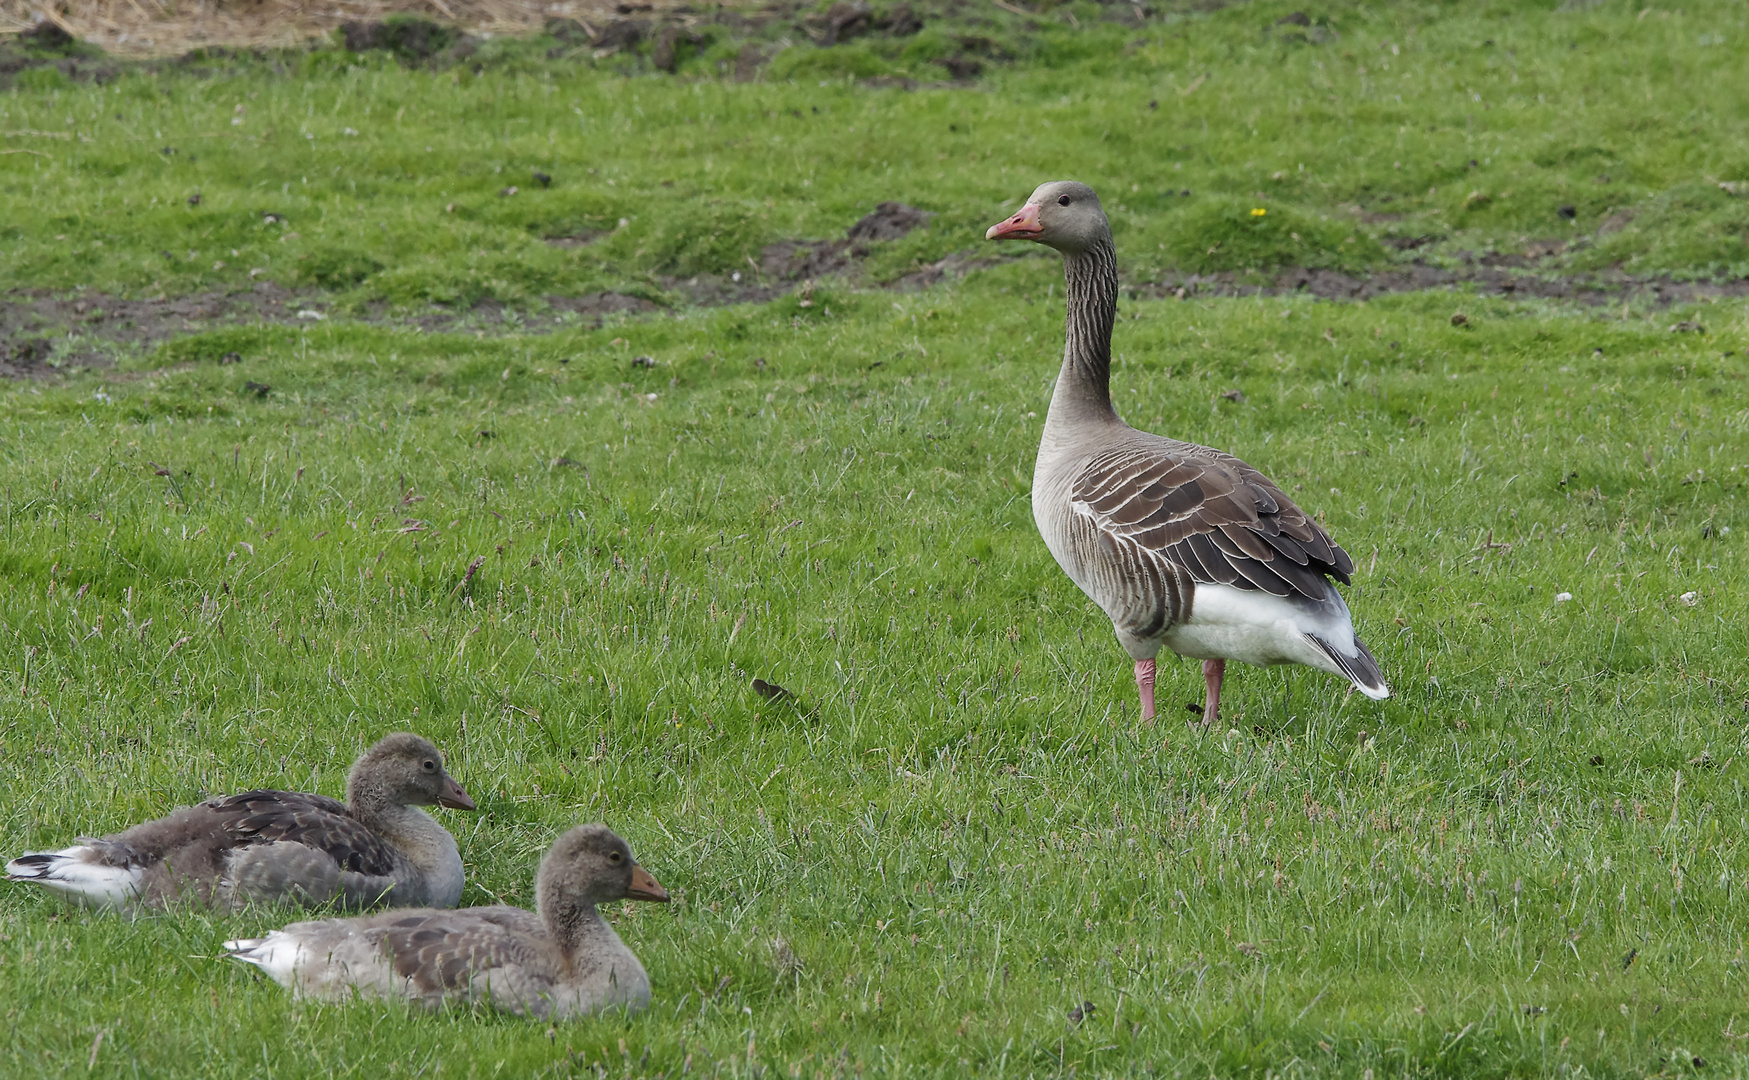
[5,847,142,909]
[224,932,303,986]
[1310,635,1390,700]
[223,937,271,965]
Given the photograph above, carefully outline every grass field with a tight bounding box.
[3,1,1749,1076]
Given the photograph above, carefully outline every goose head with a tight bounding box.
[537,824,670,912]
[985,181,1110,255]
[347,732,476,813]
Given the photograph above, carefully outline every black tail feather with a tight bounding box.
[5,853,58,878]
[1310,635,1390,699]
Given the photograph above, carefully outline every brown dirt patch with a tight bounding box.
[8,212,1743,381]
[1138,261,1749,306]
[0,0,695,58]
[655,200,943,304]
[0,282,679,376]
[0,200,944,377]
[0,282,310,376]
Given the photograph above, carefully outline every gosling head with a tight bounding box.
[347,733,475,812]
[537,824,670,910]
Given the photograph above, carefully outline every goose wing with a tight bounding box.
[80,791,398,879]
[1071,442,1354,603]
[374,908,550,996]
[205,790,406,876]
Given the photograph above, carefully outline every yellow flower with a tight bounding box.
[1250,208,1267,217]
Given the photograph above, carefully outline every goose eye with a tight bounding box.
[608,851,623,863]
[422,759,437,772]
[1057,195,1071,206]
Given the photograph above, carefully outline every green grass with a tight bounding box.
[4,0,1749,308]
[3,1,1749,1077]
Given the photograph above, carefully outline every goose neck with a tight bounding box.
[1051,238,1121,427]
[352,800,456,871]
[541,892,613,967]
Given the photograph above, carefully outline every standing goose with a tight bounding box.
[225,824,669,1019]
[986,181,1389,725]
[5,733,476,911]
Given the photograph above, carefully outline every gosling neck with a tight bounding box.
[539,886,615,966]
[349,794,456,869]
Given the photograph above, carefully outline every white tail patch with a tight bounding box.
[5,847,141,909]
[1164,582,1349,669]
[1162,581,1390,699]
[224,932,307,987]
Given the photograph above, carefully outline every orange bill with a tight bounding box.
[439,775,477,811]
[986,202,1043,240]
[627,864,671,903]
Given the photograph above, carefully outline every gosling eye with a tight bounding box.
[1057,194,1071,206]
[421,759,437,772]
[608,850,624,863]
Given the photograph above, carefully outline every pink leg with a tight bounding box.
[1134,658,1156,722]
[1200,659,1226,729]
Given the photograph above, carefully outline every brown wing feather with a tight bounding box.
[1071,442,1353,602]
[377,909,549,995]
[88,790,397,880]
[207,791,406,877]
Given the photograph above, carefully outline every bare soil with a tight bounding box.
[0,283,677,378]
[0,0,984,89]
[1139,261,1749,306]
[3,199,1741,380]
[0,202,947,378]
[0,0,660,58]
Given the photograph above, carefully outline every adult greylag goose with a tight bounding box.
[5,733,475,911]
[986,180,1389,726]
[225,824,669,1019]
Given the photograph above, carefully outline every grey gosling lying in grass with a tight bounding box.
[5,733,475,911]
[225,824,670,1019]
[987,181,1389,727]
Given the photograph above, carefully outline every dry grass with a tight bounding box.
[0,0,701,56]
